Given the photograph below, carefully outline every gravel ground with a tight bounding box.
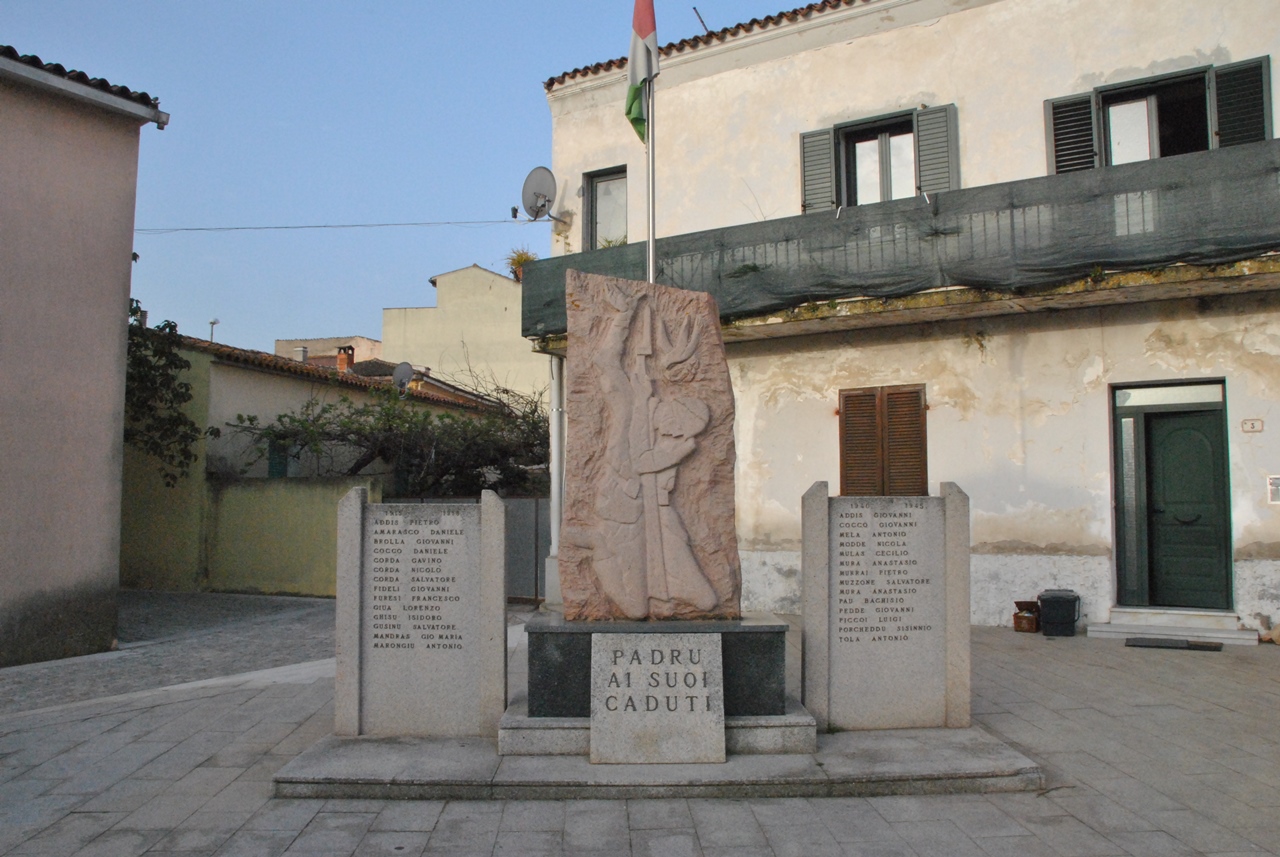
[0,590,335,715]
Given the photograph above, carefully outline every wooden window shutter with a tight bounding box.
[1045,94,1098,174]
[800,129,836,214]
[914,104,960,194]
[883,385,928,496]
[839,388,882,495]
[1213,57,1271,149]
[839,385,928,497]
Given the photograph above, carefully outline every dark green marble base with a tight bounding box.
[526,614,787,718]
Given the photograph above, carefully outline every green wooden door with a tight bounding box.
[1146,410,1231,609]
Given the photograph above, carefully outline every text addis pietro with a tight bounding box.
[357,502,482,736]
[366,510,467,650]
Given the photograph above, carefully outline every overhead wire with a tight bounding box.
[135,219,537,235]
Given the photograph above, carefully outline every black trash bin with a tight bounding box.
[1038,589,1080,637]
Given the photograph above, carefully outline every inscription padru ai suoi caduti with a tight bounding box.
[601,646,715,714]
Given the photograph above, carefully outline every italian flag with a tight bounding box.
[625,0,659,141]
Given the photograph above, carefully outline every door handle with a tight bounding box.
[1173,513,1202,525]
[1152,507,1165,514]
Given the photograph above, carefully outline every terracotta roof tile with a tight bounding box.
[0,44,161,109]
[544,0,872,91]
[178,336,489,411]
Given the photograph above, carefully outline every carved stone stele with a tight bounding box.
[559,271,741,621]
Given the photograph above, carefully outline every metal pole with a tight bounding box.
[548,354,564,557]
[646,77,656,284]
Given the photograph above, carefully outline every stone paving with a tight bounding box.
[0,591,1277,856]
[0,593,335,716]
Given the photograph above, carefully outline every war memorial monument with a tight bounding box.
[274,272,1041,798]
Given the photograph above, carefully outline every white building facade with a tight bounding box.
[525,0,1280,639]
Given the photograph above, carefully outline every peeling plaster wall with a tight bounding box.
[970,556,1113,627]
[546,0,1279,253]
[741,549,803,615]
[727,291,1280,629]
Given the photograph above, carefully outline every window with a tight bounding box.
[267,440,290,478]
[842,116,915,205]
[586,167,627,249]
[1046,57,1271,174]
[838,385,927,496]
[801,105,959,214]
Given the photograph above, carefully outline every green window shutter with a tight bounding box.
[1046,94,1098,173]
[883,386,928,496]
[839,388,882,495]
[1213,57,1271,148]
[801,128,836,214]
[267,440,288,479]
[914,104,960,194]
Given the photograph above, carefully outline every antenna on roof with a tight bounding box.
[693,6,711,35]
[519,167,566,224]
[392,362,414,399]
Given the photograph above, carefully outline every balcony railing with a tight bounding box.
[522,139,1280,338]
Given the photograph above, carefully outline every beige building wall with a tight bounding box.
[0,79,148,665]
[203,362,399,479]
[383,265,549,399]
[546,0,1280,252]
[728,291,1280,627]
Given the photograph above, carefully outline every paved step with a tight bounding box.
[1108,606,1242,630]
[273,727,1042,800]
[1087,621,1258,645]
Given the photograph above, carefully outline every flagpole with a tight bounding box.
[645,78,656,285]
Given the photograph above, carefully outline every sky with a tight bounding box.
[5,1,774,354]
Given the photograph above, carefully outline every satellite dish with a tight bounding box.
[392,362,414,398]
[521,167,558,221]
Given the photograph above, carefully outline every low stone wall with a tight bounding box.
[121,472,380,596]
[206,478,382,596]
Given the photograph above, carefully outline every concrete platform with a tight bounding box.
[273,726,1043,800]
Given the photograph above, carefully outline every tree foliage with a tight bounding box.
[232,383,549,498]
[124,299,218,487]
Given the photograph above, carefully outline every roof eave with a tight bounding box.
[0,55,169,128]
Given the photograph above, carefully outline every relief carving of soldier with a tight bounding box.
[560,272,741,621]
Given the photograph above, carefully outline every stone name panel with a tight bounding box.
[829,496,946,729]
[589,632,725,764]
[359,503,480,736]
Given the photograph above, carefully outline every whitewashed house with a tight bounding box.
[523,0,1280,641]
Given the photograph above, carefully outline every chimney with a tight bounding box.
[294,346,309,363]
[337,345,355,373]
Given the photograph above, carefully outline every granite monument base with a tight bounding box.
[525,613,787,718]
[505,612,813,758]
